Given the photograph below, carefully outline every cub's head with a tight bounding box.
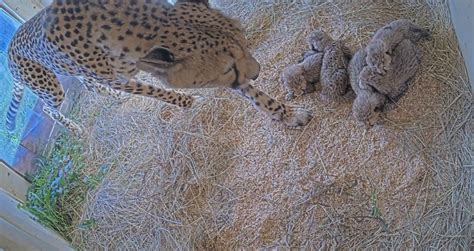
[365,41,391,74]
[307,30,333,52]
[352,91,385,127]
[390,19,431,42]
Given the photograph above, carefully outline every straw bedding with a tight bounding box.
[71,0,471,249]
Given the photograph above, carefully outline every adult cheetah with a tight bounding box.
[6,0,312,136]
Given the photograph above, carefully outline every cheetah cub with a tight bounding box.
[366,19,430,74]
[361,39,423,103]
[307,30,352,102]
[281,51,323,100]
[350,39,424,126]
[349,49,386,126]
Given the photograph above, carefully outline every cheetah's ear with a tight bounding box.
[176,0,210,8]
[141,47,175,64]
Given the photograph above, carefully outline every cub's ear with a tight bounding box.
[141,47,175,63]
[410,27,431,39]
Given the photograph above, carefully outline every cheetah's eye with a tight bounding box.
[141,47,175,63]
[223,64,235,74]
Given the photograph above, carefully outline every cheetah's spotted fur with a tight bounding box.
[6,0,312,136]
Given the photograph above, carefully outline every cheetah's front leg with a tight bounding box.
[107,78,195,108]
[81,77,131,103]
[233,83,313,127]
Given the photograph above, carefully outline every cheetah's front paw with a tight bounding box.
[175,94,195,108]
[191,95,205,106]
[281,107,313,127]
[180,94,205,109]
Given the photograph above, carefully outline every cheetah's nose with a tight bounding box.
[245,56,261,81]
[249,61,260,80]
[250,71,259,80]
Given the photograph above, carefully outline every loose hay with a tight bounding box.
[71,0,471,249]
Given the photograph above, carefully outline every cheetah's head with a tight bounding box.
[135,2,260,89]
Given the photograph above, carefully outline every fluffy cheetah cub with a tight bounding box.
[307,30,352,102]
[281,51,323,100]
[349,49,386,127]
[360,39,423,102]
[350,39,423,126]
[366,19,430,74]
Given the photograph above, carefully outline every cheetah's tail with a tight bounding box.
[5,81,24,133]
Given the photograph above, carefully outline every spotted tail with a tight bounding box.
[5,81,24,132]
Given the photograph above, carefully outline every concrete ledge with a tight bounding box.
[1,0,43,21]
[0,161,29,202]
[0,190,73,251]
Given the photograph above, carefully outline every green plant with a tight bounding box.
[19,134,107,241]
[370,191,382,218]
[370,191,388,231]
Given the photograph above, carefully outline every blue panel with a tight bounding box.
[0,8,38,166]
[0,9,20,51]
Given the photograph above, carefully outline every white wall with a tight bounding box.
[449,0,474,89]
